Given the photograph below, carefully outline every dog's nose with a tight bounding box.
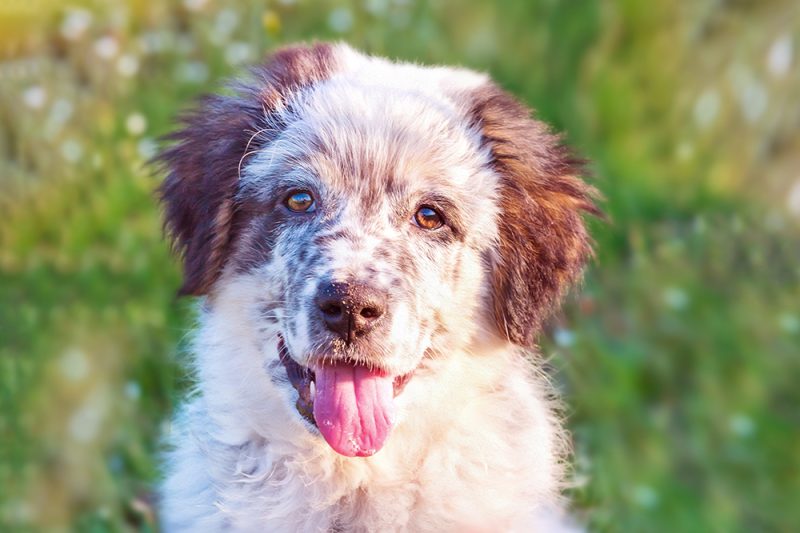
[316,281,387,343]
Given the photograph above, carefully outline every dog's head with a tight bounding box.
[158,43,598,457]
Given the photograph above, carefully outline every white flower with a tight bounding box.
[364,0,389,15]
[182,0,209,12]
[116,54,140,77]
[729,66,768,124]
[632,485,659,508]
[69,388,108,443]
[740,81,768,124]
[60,139,83,163]
[225,42,253,66]
[663,287,689,310]
[210,8,239,44]
[137,138,158,160]
[59,348,89,382]
[787,180,800,217]
[729,413,755,437]
[94,36,120,60]
[693,89,720,129]
[779,313,799,334]
[553,327,575,348]
[766,34,793,78]
[139,31,168,55]
[125,113,147,136]
[22,86,46,110]
[125,381,142,400]
[60,9,92,41]
[328,8,354,33]
[175,61,210,84]
[45,98,74,139]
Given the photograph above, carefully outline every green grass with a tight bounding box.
[1,1,799,531]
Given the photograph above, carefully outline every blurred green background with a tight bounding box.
[1,0,799,531]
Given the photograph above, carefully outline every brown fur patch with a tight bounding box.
[156,43,338,295]
[467,84,601,347]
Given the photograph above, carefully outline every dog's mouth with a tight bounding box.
[278,335,413,457]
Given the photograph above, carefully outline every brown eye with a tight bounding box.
[285,191,315,213]
[414,206,444,230]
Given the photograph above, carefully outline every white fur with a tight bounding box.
[160,44,577,532]
[161,275,569,531]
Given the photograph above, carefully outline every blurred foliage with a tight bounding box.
[1,0,799,531]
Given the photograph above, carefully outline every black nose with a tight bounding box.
[316,281,387,343]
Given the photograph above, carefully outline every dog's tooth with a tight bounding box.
[309,380,316,399]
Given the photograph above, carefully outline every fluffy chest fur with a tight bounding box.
[156,42,596,532]
[161,308,563,531]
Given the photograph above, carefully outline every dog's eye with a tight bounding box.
[285,191,316,213]
[414,206,444,230]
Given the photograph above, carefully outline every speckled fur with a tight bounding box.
[157,42,596,532]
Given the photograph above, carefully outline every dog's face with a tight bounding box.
[237,82,500,378]
[158,43,597,457]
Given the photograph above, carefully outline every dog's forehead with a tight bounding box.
[243,82,494,205]
[309,92,481,192]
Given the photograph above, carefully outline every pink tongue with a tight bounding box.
[312,363,395,457]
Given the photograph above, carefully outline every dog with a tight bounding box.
[156,42,598,532]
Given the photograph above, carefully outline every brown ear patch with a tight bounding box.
[468,85,600,347]
[156,43,338,296]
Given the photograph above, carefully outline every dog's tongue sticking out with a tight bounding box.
[312,363,395,457]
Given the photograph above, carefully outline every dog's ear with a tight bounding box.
[468,84,601,347]
[156,43,338,295]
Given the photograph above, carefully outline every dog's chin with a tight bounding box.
[277,335,415,457]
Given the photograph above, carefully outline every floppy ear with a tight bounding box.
[156,43,338,295]
[468,84,601,347]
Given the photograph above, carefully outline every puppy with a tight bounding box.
[156,42,597,532]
